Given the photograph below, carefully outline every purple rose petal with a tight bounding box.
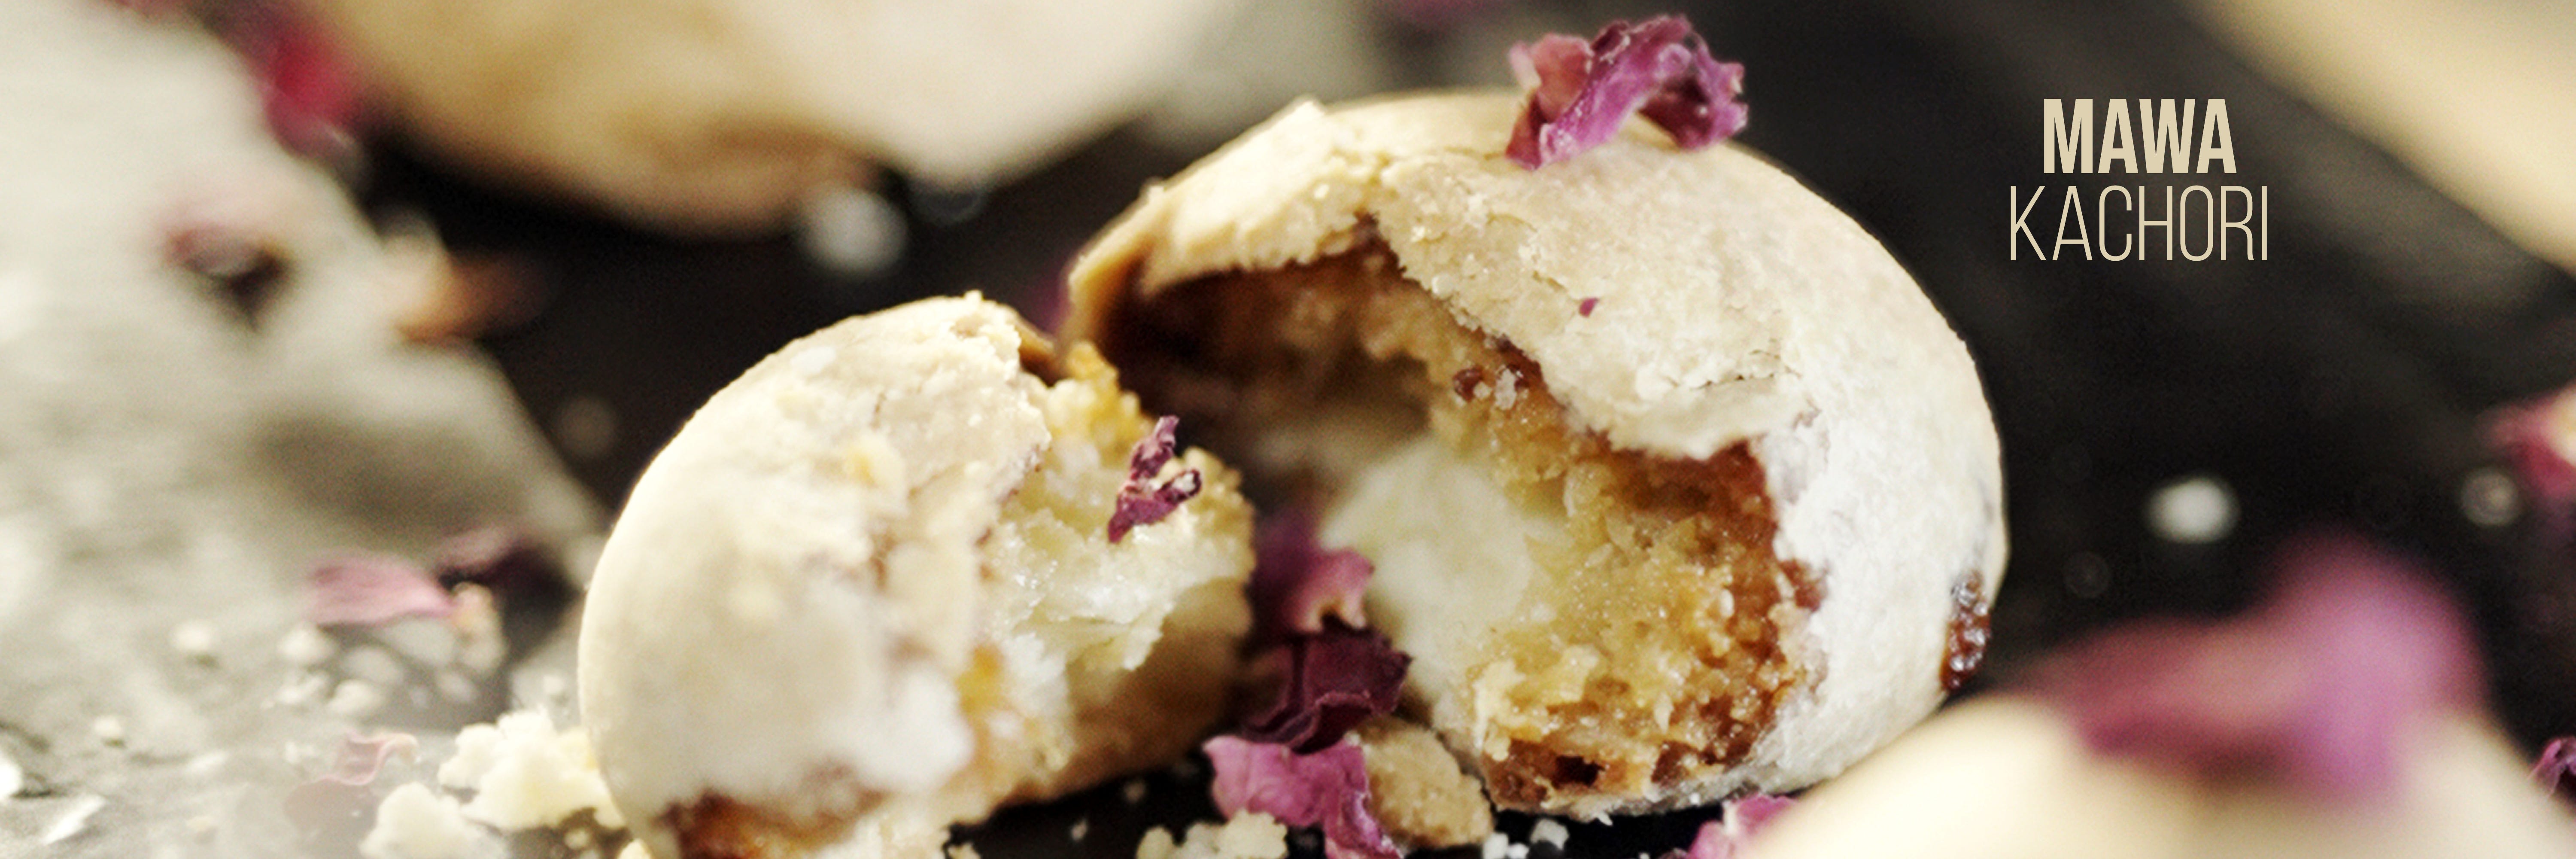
[1109,416,1205,542]
[1506,16,1748,168]
[2533,737,2576,798]
[1242,623,1410,754]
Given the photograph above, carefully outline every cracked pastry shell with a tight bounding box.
[1063,92,2006,819]
[578,296,1253,857]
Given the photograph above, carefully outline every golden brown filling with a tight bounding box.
[663,778,872,859]
[1100,238,1814,810]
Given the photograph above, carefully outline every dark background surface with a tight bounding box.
[352,0,2576,854]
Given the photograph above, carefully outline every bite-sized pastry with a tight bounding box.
[1064,91,2006,818]
[577,296,1255,857]
[1739,698,2576,859]
[291,0,1246,232]
[1738,529,2575,859]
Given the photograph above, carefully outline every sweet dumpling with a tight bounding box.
[577,296,1254,857]
[1064,91,2007,819]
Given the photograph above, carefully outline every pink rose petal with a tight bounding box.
[1248,511,1375,647]
[1205,737,1399,859]
[1670,794,1796,859]
[2035,529,2478,802]
[308,554,456,627]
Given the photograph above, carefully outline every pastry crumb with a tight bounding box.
[440,710,621,830]
[1139,814,1290,859]
[1528,819,1569,848]
[361,783,497,859]
[1355,718,1493,848]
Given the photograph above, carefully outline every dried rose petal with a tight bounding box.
[1205,737,1400,859]
[1242,623,1410,753]
[225,2,367,163]
[2034,529,2477,801]
[2534,737,2576,798]
[432,526,566,595]
[1506,16,1748,169]
[1665,794,1795,859]
[2488,386,2576,536]
[309,554,456,627]
[283,732,419,841]
[1109,416,1205,542]
[1578,297,1601,317]
[1248,511,1375,647]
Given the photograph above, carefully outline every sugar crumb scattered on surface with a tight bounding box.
[90,715,125,746]
[439,710,621,831]
[0,746,19,797]
[1137,814,1289,859]
[328,679,387,717]
[1122,778,1149,804]
[361,783,497,859]
[1072,818,1091,842]
[1138,826,1179,859]
[276,671,329,707]
[1482,832,1512,859]
[1528,819,1569,848]
[278,623,337,667]
[168,620,217,660]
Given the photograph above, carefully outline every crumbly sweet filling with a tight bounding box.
[1101,240,1813,811]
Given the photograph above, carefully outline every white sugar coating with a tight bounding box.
[277,623,337,667]
[1528,819,1570,847]
[440,710,622,831]
[361,783,500,859]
